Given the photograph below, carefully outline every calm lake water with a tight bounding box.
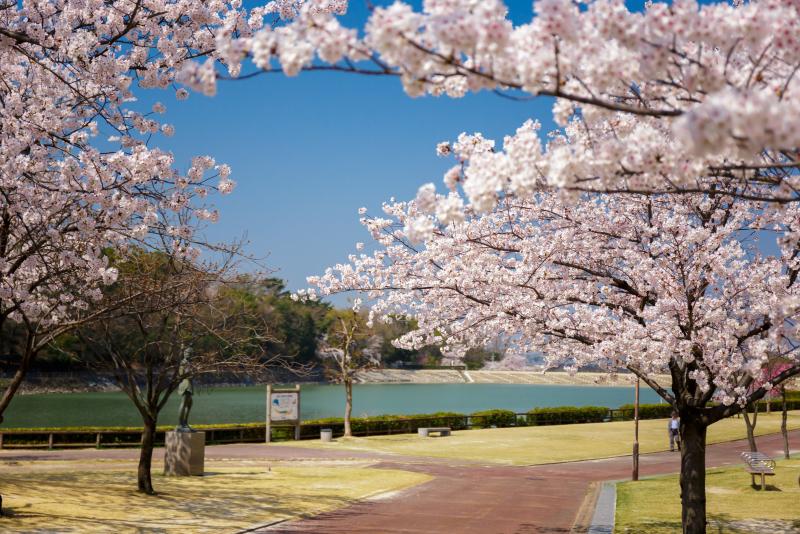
[2,383,662,429]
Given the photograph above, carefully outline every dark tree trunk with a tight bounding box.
[0,339,35,422]
[679,413,707,534]
[138,416,157,494]
[344,378,353,438]
[781,387,790,460]
[742,403,758,452]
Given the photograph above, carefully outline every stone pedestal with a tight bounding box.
[164,431,205,476]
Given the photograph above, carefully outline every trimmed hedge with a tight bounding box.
[738,399,800,413]
[470,409,518,428]
[526,405,608,425]
[0,424,269,447]
[617,403,674,420]
[298,411,468,439]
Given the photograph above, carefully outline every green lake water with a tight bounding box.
[1,383,662,429]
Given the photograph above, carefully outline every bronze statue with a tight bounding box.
[177,349,194,432]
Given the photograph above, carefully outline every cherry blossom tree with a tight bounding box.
[240,0,800,203]
[778,372,798,460]
[317,306,381,437]
[309,174,800,532]
[0,0,271,422]
[742,360,797,455]
[37,0,788,207]
[3,2,799,528]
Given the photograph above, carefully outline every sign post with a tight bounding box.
[266,384,301,443]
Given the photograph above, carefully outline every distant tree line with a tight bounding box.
[0,275,502,378]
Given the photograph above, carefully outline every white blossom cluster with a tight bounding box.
[309,185,800,405]
[232,0,800,203]
[0,1,258,328]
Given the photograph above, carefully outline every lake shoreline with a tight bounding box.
[5,369,669,396]
[2,382,668,429]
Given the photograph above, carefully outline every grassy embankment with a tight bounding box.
[283,411,800,465]
[615,457,800,533]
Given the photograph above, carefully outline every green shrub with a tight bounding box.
[617,403,674,420]
[526,406,608,426]
[299,411,468,438]
[470,409,518,428]
[415,412,468,430]
[0,422,265,432]
[759,394,800,412]
[270,426,295,441]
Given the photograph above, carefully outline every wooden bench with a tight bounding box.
[741,451,776,490]
[418,427,451,437]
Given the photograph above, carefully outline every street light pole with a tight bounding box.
[633,377,640,481]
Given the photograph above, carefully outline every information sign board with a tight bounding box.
[270,391,299,422]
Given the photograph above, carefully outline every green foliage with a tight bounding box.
[0,320,81,372]
[470,409,518,428]
[376,325,424,366]
[345,314,445,368]
[462,348,503,370]
[526,405,609,425]
[16,273,523,375]
[0,422,270,447]
[617,403,674,420]
[225,276,331,366]
[755,396,800,412]
[617,397,800,421]
[299,411,468,438]
[0,422,264,432]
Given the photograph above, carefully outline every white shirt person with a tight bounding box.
[668,413,681,451]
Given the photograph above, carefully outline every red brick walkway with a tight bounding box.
[262,431,798,534]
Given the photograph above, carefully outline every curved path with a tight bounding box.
[1,431,796,533]
[262,431,799,534]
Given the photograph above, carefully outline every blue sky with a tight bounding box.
[135,1,557,303]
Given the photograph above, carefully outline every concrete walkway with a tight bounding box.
[1,431,796,533]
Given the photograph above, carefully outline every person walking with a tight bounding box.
[668,412,681,452]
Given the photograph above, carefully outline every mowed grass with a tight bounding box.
[615,458,800,533]
[0,461,430,533]
[284,411,800,465]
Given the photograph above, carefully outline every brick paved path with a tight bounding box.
[263,431,799,534]
[2,430,796,533]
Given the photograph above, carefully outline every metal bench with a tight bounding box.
[418,427,451,437]
[741,451,776,490]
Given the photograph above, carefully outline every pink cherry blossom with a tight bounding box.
[233,0,800,203]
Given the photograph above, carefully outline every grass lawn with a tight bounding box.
[615,458,800,533]
[282,411,800,465]
[0,460,430,533]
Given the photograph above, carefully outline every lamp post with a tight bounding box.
[633,377,640,481]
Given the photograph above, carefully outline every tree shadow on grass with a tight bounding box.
[1,455,52,462]
[0,468,359,533]
[617,514,797,534]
